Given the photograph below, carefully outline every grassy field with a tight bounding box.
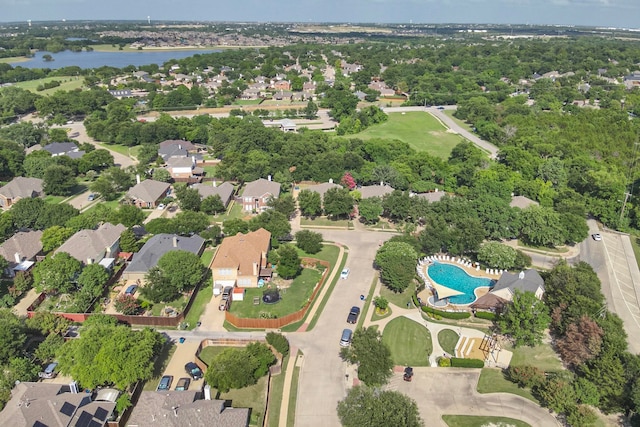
[13,76,84,95]
[442,415,531,427]
[300,217,351,228]
[379,284,416,310]
[228,268,321,318]
[198,345,234,365]
[382,317,432,365]
[200,248,215,268]
[438,329,460,355]
[287,357,301,427]
[477,368,537,402]
[183,281,213,330]
[347,112,465,159]
[0,56,29,64]
[507,343,564,372]
[97,142,139,159]
[217,375,268,426]
[443,109,475,133]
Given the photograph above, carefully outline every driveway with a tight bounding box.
[160,339,204,392]
[387,368,559,426]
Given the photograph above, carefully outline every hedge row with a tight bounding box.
[474,311,497,321]
[451,358,485,368]
[421,305,471,319]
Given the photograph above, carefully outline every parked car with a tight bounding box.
[592,233,602,241]
[87,193,95,201]
[185,362,203,380]
[157,203,166,210]
[222,286,233,300]
[38,362,58,379]
[124,285,137,296]
[340,329,353,347]
[175,377,191,391]
[346,306,360,324]
[157,375,173,391]
[340,268,350,280]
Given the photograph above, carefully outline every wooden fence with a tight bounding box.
[225,258,330,329]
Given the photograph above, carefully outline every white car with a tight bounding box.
[592,233,602,241]
[340,268,350,280]
[157,203,166,210]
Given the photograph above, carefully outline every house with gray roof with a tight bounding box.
[471,269,545,312]
[127,179,171,209]
[414,190,447,203]
[240,178,281,213]
[510,195,539,210]
[0,382,116,427]
[158,140,198,161]
[126,390,248,427]
[192,181,235,208]
[42,142,85,159]
[55,223,126,266]
[0,230,43,276]
[123,234,205,282]
[306,182,343,200]
[0,177,44,208]
[359,183,394,199]
[165,156,204,183]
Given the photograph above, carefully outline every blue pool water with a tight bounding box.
[427,262,493,305]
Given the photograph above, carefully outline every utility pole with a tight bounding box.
[620,191,632,223]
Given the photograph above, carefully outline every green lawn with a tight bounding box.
[198,345,234,365]
[379,284,416,310]
[200,249,215,268]
[381,317,432,365]
[295,243,340,265]
[476,368,537,403]
[203,165,218,177]
[183,281,213,330]
[211,202,247,224]
[266,353,289,427]
[143,343,177,391]
[217,375,268,426]
[300,216,351,228]
[346,112,465,159]
[13,76,84,95]
[96,142,139,159]
[287,357,301,427]
[443,109,475,133]
[438,329,460,355]
[507,343,563,372]
[233,99,264,106]
[44,195,66,204]
[442,415,531,427]
[228,268,321,318]
[0,56,29,64]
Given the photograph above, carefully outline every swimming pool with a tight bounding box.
[427,262,493,305]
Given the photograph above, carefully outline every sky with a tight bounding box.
[1,0,639,29]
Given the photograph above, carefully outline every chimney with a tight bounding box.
[518,271,525,280]
[204,385,212,400]
[253,262,258,276]
[178,144,182,150]
[380,181,384,186]
[14,253,21,264]
[191,155,196,166]
[328,178,333,184]
[434,188,438,192]
[136,174,141,184]
[267,175,272,181]
[173,236,178,248]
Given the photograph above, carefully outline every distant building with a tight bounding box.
[42,142,84,159]
[192,181,235,208]
[359,183,394,199]
[510,195,539,210]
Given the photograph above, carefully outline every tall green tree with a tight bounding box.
[498,290,550,347]
[340,327,394,386]
[297,189,322,217]
[337,386,424,427]
[276,245,301,279]
[323,187,354,219]
[374,241,418,292]
[156,250,205,292]
[32,252,83,294]
[43,165,76,196]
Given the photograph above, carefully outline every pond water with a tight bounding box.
[10,49,220,69]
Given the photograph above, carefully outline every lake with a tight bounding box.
[10,49,220,69]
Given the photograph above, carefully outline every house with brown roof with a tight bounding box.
[510,195,539,210]
[0,230,43,276]
[273,80,291,91]
[239,178,281,213]
[211,228,271,288]
[127,179,171,209]
[55,223,126,266]
[126,390,249,427]
[414,190,447,203]
[192,181,235,208]
[0,382,116,427]
[0,177,44,208]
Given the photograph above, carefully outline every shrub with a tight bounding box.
[437,357,451,367]
[450,358,484,368]
[421,305,470,319]
[507,365,546,388]
[266,332,290,357]
[114,294,141,315]
[566,404,598,426]
[373,296,389,311]
[474,311,497,321]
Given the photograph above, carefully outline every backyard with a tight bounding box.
[347,112,465,159]
[381,317,432,366]
[228,268,322,319]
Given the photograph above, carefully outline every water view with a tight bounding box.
[10,49,220,69]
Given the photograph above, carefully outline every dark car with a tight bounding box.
[124,285,137,296]
[403,366,414,382]
[175,377,191,391]
[222,286,233,301]
[185,362,203,380]
[157,375,173,391]
[346,306,360,324]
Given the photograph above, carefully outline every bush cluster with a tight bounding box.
[266,332,290,357]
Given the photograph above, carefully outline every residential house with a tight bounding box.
[273,90,293,101]
[192,181,235,208]
[367,81,395,97]
[509,195,539,210]
[165,156,204,183]
[273,80,291,91]
[624,71,640,90]
[126,390,249,427]
[55,223,126,266]
[471,269,545,312]
[122,234,205,282]
[306,182,343,201]
[340,61,362,76]
[302,81,317,93]
[414,190,447,203]
[241,87,262,100]
[240,178,281,212]
[359,183,394,199]
[127,179,171,209]
[0,230,43,276]
[211,228,271,289]
[0,177,44,208]
[158,140,198,160]
[108,89,133,98]
[42,142,85,159]
[0,382,117,427]
[354,90,367,101]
